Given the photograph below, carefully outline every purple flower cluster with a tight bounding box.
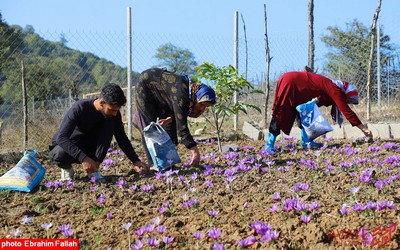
[57,224,74,237]
[182,198,200,209]
[116,179,127,188]
[140,184,154,193]
[358,168,376,183]
[292,182,309,193]
[130,221,174,249]
[45,180,74,191]
[299,158,317,170]
[248,221,280,243]
[280,197,321,213]
[347,200,396,213]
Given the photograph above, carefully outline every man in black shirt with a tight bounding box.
[49,84,148,182]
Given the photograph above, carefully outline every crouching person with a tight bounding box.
[49,84,148,182]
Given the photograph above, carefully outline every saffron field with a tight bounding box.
[0,136,399,249]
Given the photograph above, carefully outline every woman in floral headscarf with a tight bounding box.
[265,71,373,154]
[133,68,216,166]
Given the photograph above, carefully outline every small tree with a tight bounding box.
[155,43,197,75]
[197,62,262,152]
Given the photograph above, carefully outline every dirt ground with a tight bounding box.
[0,135,399,249]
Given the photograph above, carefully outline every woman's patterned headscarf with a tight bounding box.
[182,75,216,115]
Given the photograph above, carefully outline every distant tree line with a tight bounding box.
[0,12,139,105]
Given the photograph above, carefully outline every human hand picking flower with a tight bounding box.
[132,160,149,173]
[157,117,173,128]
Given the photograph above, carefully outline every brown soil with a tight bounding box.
[0,136,399,249]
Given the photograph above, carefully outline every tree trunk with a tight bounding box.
[366,0,382,121]
[263,3,272,130]
[308,0,315,71]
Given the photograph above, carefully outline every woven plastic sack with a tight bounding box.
[296,98,333,140]
[143,122,181,171]
[0,149,46,192]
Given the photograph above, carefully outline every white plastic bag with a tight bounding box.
[143,122,181,171]
[296,99,333,140]
[0,149,46,192]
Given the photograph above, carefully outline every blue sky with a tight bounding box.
[1,0,399,79]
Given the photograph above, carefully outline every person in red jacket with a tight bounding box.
[265,71,373,154]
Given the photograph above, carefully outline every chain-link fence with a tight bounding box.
[1,25,400,153]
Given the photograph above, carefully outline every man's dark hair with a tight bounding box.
[100,84,126,107]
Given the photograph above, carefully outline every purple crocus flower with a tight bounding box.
[116,179,127,188]
[44,181,54,189]
[309,202,321,211]
[144,224,155,234]
[134,227,145,237]
[65,180,75,189]
[365,201,377,210]
[249,221,271,235]
[272,192,280,200]
[237,235,257,247]
[212,242,224,250]
[90,185,98,193]
[269,203,279,213]
[121,222,132,231]
[204,180,214,188]
[21,215,32,225]
[41,223,52,230]
[325,165,334,173]
[352,203,366,211]
[54,180,64,188]
[158,206,167,214]
[208,210,220,217]
[130,239,144,250]
[162,236,174,245]
[224,176,236,183]
[152,217,161,225]
[193,231,204,239]
[156,225,166,234]
[57,224,74,237]
[141,184,154,192]
[378,200,396,210]
[350,186,360,195]
[146,237,159,247]
[300,215,311,224]
[97,193,106,203]
[339,204,349,216]
[208,228,221,240]
[130,185,137,192]
[295,201,308,212]
[166,177,173,185]
[102,158,115,166]
[374,180,385,190]
[359,228,373,245]
[10,228,21,237]
[261,230,280,242]
[155,172,165,179]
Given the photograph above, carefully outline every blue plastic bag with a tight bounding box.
[0,149,46,192]
[296,98,333,140]
[143,122,181,171]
